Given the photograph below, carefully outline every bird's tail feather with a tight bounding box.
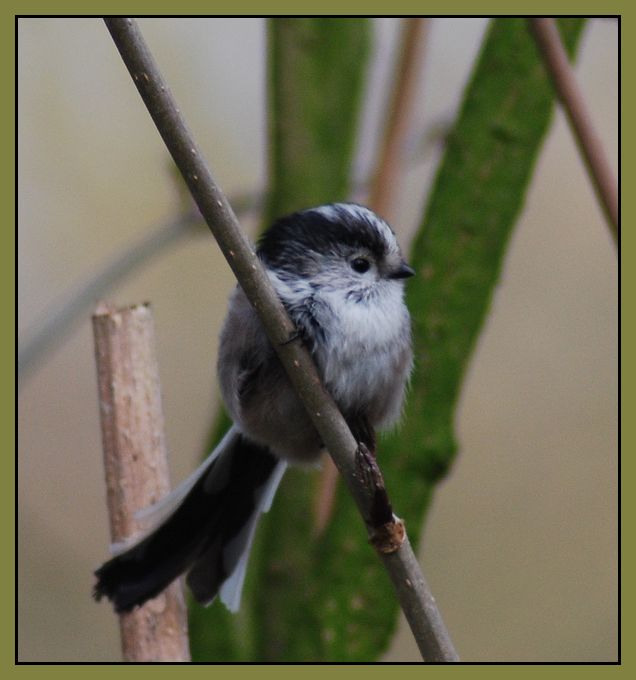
[93,426,286,613]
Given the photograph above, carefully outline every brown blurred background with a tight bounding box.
[17,18,617,662]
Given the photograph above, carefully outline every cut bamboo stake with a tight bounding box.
[528,18,618,244]
[92,302,190,662]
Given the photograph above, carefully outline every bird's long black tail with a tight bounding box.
[93,426,286,613]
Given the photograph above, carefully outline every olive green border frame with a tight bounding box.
[10,2,625,676]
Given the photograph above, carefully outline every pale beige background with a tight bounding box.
[18,18,617,662]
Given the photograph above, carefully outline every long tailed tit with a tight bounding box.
[93,203,414,613]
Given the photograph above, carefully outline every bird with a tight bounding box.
[93,202,414,613]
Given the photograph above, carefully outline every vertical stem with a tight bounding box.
[369,18,428,221]
[92,302,190,662]
[528,18,618,243]
[314,18,428,535]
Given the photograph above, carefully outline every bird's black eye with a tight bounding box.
[351,257,370,274]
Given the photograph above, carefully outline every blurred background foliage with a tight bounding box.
[18,17,617,661]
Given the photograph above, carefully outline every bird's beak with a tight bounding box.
[388,260,416,280]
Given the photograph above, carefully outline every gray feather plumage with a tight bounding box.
[94,203,413,613]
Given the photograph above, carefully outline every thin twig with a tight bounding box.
[19,211,200,379]
[528,18,618,244]
[315,18,428,536]
[18,190,262,381]
[92,302,190,662]
[103,17,458,662]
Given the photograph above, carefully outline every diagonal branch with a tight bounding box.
[103,17,458,662]
[528,18,618,244]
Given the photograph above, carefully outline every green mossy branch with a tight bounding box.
[387,18,585,494]
[256,17,372,661]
